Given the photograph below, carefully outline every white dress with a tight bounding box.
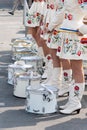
[56,0,87,60]
[40,0,58,40]
[46,0,64,49]
[40,0,49,39]
[27,0,44,27]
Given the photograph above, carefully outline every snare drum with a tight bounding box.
[21,56,43,72]
[13,74,30,98]
[29,72,41,89]
[8,63,32,85]
[13,48,36,61]
[11,40,37,60]
[25,85,58,114]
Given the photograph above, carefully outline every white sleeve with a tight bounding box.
[79,24,87,35]
[38,2,45,15]
[48,9,65,31]
[29,2,37,14]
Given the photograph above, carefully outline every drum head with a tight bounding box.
[21,56,42,61]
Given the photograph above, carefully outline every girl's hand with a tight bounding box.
[77,29,83,36]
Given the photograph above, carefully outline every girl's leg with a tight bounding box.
[42,49,62,87]
[59,60,85,114]
[58,59,72,96]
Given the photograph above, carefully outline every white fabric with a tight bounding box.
[79,24,87,35]
[58,69,72,96]
[59,82,85,114]
[60,0,84,30]
[48,9,64,31]
[42,67,62,88]
[38,47,44,58]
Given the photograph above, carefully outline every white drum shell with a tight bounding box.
[12,48,36,61]
[30,74,41,89]
[21,56,43,71]
[8,64,32,85]
[13,76,30,98]
[25,87,58,114]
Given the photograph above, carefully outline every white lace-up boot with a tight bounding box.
[59,82,85,114]
[42,67,62,88]
[58,69,72,96]
[41,54,53,80]
[37,47,44,58]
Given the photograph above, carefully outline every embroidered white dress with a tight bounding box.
[40,0,49,39]
[40,0,58,40]
[46,0,64,49]
[56,0,87,60]
[27,0,43,27]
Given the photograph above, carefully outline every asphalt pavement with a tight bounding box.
[0,5,87,130]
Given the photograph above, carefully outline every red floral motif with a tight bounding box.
[36,12,40,16]
[64,72,68,77]
[46,23,49,27]
[80,38,87,44]
[48,38,51,43]
[33,12,40,17]
[68,14,73,20]
[77,51,81,56]
[53,30,58,35]
[47,4,50,9]
[65,14,73,20]
[74,86,79,91]
[65,13,67,19]
[50,4,54,9]
[78,0,83,4]
[57,46,61,52]
[66,38,69,44]
[28,20,31,24]
[47,56,51,60]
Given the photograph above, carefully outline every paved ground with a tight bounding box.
[0,4,87,130]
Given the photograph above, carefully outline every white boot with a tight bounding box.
[42,67,62,88]
[41,54,53,79]
[59,82,85,114]
[58,69,72,96]
[37,47,44,58]
[59,82,85,110]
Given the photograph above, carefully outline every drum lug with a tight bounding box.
[27,93,30,99]
[55,104,58,111]
[47,97,51,102]
[43,94,48,101]
[27,106,30,111]
[33,109,40,113]
[42,107,45,113]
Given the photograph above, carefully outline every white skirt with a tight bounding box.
[46,30,59,49]
[56,31,87,60]
[27,2,41,27]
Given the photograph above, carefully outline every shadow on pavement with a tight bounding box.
[45,117,87,130]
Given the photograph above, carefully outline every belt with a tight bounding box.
[59,28,78,33]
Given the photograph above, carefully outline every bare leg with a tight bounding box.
[27,27,38,40]
[35,27,50,56]
[59,60,85,114]
[61,59,71,70]
[70,60,84,83]
[12,0,20,13]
